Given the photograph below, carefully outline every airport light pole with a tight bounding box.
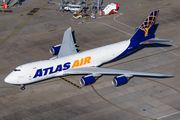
[97,0,99,17]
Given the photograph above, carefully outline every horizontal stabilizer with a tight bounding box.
[140,38,173,44]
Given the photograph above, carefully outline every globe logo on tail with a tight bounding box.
[139,11,158,37]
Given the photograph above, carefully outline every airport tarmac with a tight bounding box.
[0,0,180,119]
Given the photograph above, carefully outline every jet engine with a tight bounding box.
[112,75,128,87]
[49,44,61,55]
[80,75,95,86]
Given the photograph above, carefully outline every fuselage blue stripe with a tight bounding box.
[110,34,155,62]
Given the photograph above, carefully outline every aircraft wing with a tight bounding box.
[58,27,77,58]
[66,67,173,77]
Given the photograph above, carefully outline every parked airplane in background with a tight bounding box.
[4,11,174,90]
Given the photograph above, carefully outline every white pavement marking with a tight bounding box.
[114,15,135,29]
[168,42,179,48]
[119,13,124,15]
[87,22,133,36]
[113,15,180,57]
[157,111,180,119]
[158,46,180,57]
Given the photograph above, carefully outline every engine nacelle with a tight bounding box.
[80,75,95,86]
[49,44,61,55]
[112,75,128,87]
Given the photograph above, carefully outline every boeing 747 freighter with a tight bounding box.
[4,11,173,90]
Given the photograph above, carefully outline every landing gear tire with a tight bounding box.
[20,85,25,90]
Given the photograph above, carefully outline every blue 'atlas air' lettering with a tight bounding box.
[33,56,91,79]
[33,62,70,78]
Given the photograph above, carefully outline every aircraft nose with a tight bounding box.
[4,73,17,84]
[4,76,11,84]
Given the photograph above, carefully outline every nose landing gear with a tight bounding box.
[20,84,25,90]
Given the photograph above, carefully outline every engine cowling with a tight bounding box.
[112,75,128,87]
[49,44,61,55]
[80,75,95,86]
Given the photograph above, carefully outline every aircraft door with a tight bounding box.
[29,76,32,81]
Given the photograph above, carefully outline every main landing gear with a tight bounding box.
[20,84,25,90]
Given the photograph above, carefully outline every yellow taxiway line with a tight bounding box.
[0,2,48,45]
[91,84,156,120]
[1,1,180,40]
[1,2,180,119]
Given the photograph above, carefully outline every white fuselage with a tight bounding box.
[4,39,130,85]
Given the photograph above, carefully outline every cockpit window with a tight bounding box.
[14,69,21,71]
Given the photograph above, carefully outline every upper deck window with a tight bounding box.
[14,69,21,71]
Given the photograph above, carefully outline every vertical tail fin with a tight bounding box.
[130,11,159,41]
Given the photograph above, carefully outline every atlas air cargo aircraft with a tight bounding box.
[5,11,174,90]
